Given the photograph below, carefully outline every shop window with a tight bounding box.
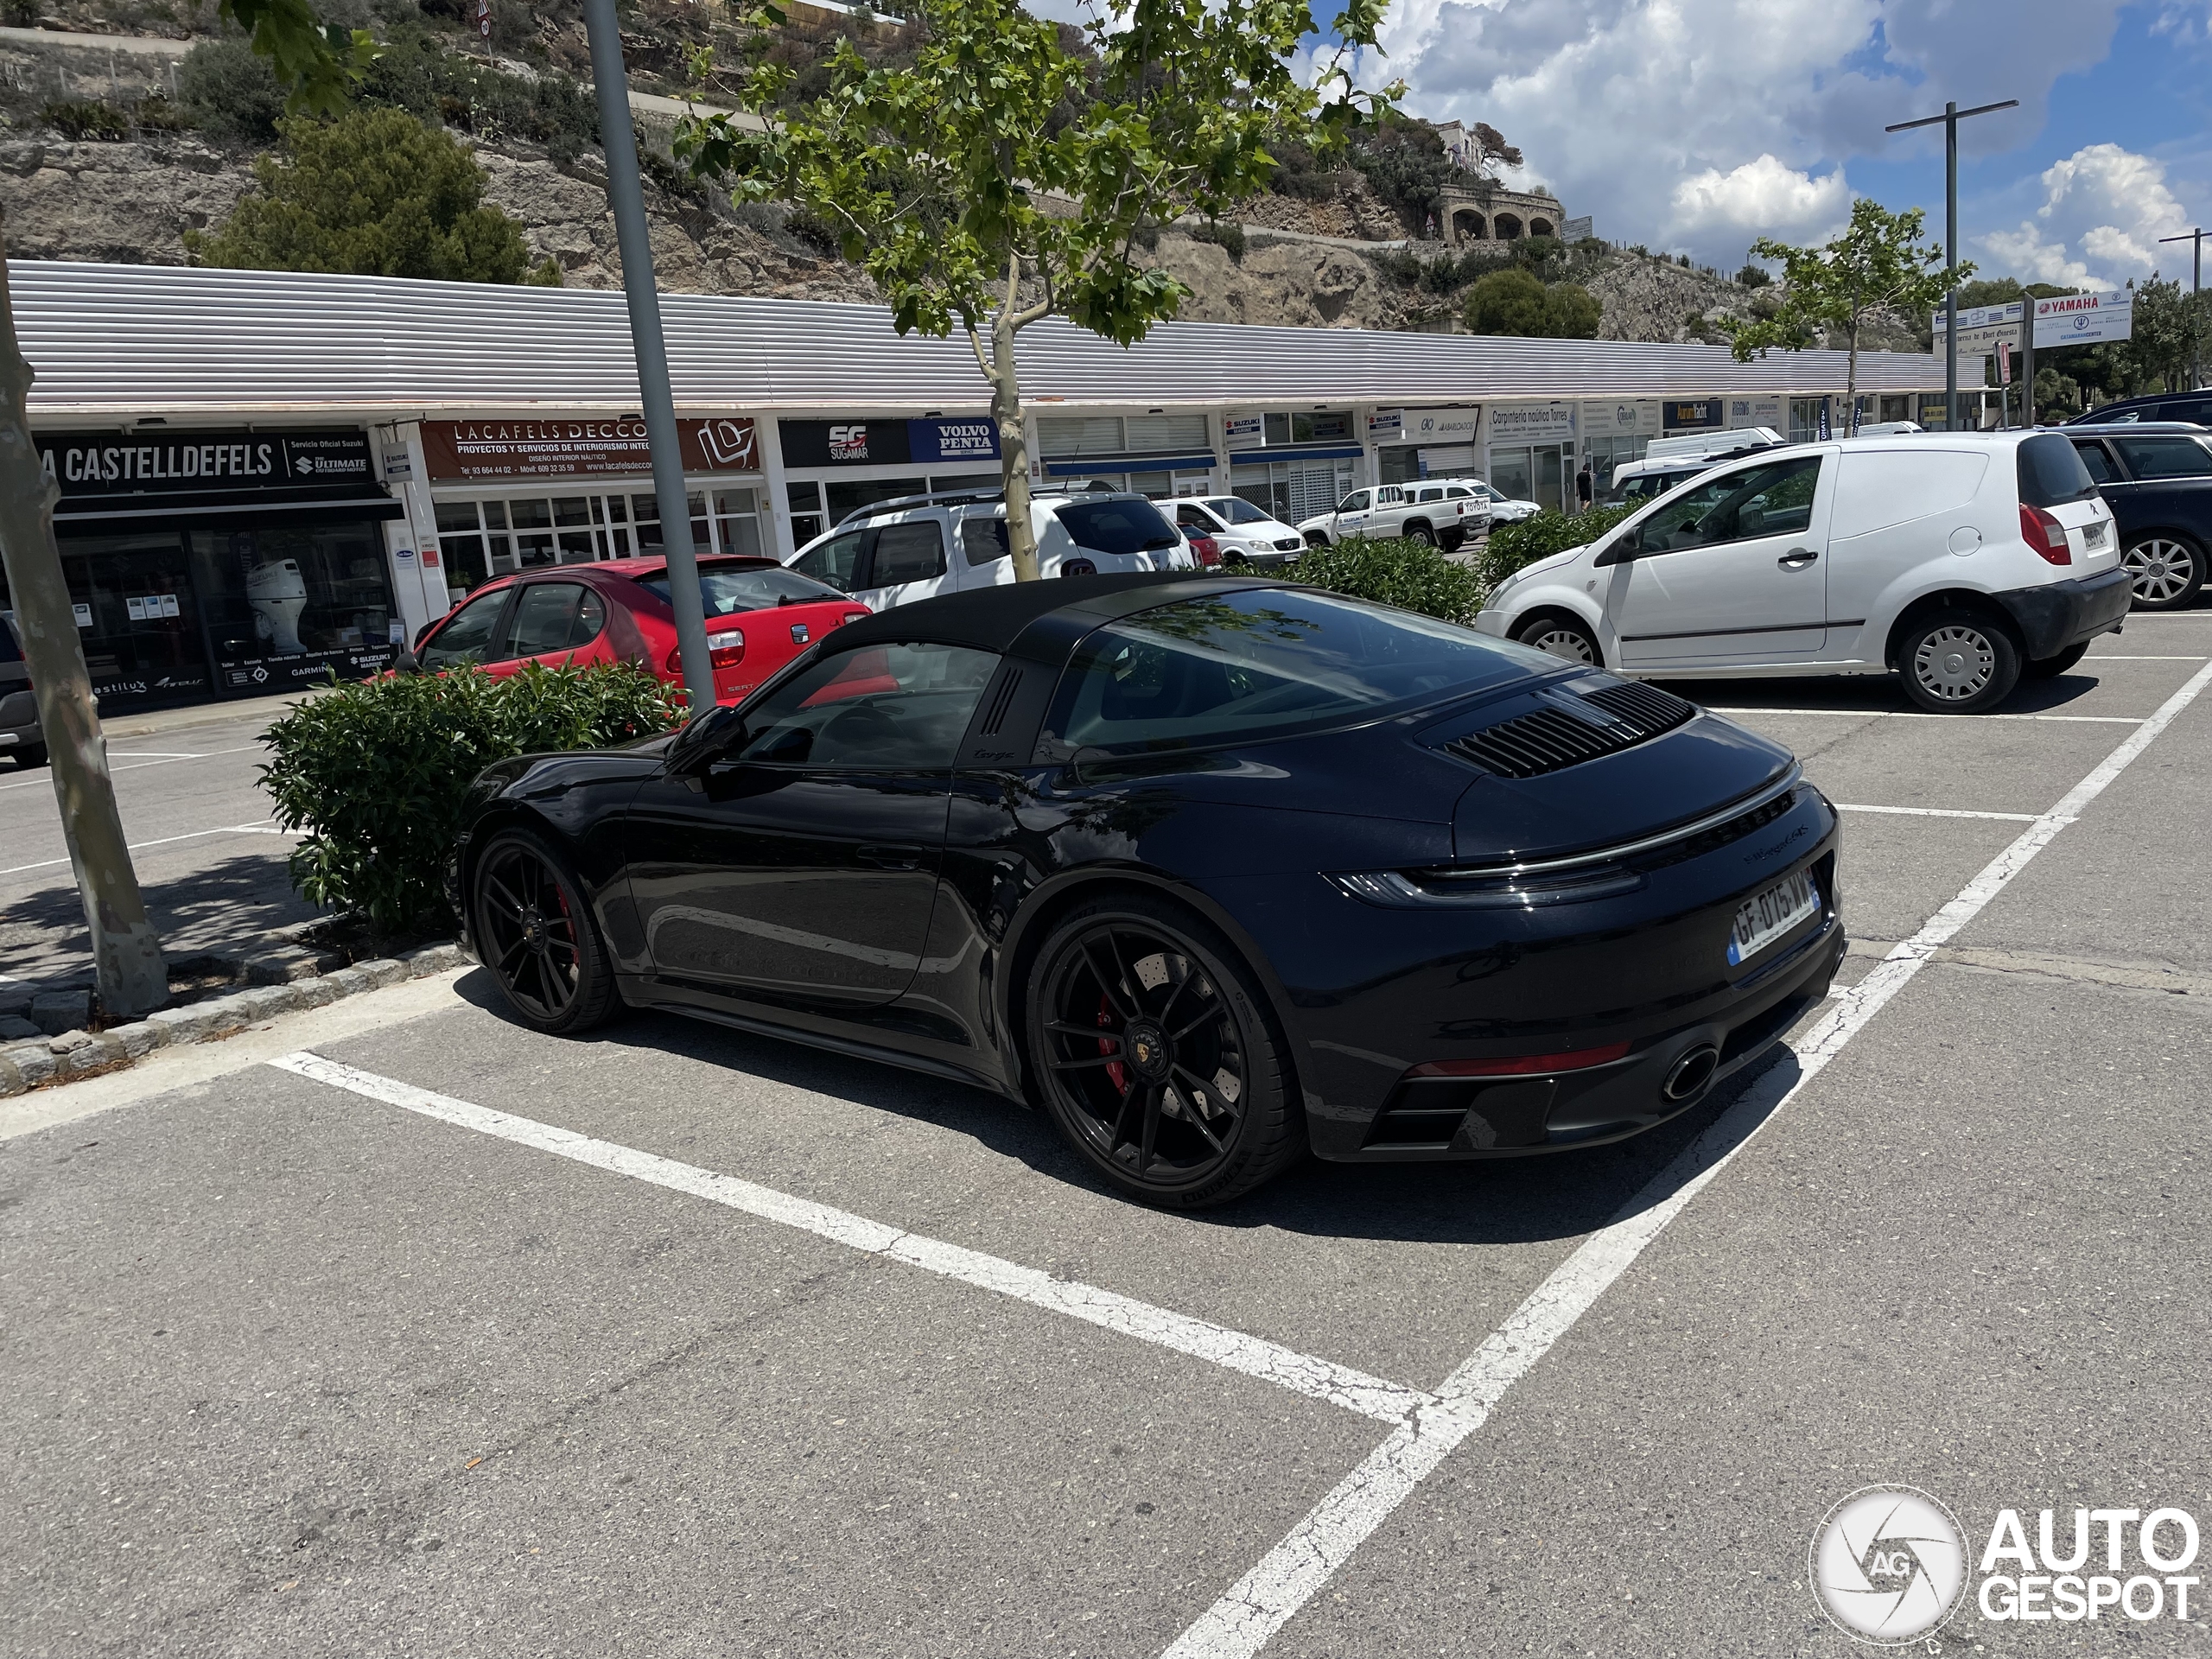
[187,519,399,693]
[632,491,712,556]
[712,487,764,557]
[825,477,927,524]
[26,531,211,706]
[1257,411,1352,446]
[787,480,826,547]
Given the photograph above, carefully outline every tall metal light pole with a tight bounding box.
[2158,227,2206,391]
[1887,98,2018,432]
[582,0,715,708]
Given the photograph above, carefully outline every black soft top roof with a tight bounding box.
[822,573,1290,661]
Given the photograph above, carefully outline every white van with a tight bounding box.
[785,487,1194,612]
[1475,432,2130,713]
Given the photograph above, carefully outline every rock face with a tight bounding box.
[1586,251,1923,354]
[1148,236,1396,330]
[0,137,252,265]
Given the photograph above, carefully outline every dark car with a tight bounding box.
[450,574,1845,1208]
[2067,393,2212,429]
[2067,423,2212,608]
[1,613,45,768]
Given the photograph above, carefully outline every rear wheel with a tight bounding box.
[2024,641,2091,679]
[1513,613,1601,667]
[1405,521,1437,546]
[1027,896,1303,1208]
[1896,609,2022,714]
[472,830,620,1034]
[2122,534,2206,610]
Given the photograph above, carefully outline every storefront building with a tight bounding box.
[7,426,405,712]
[10,260,1953,711]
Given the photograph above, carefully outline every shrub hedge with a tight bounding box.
[1285,536,1486,624]
[1474,505,1633,589]
[261,661,685,938]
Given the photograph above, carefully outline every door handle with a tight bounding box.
[1777,549,1819,569]
[856,845,925,871]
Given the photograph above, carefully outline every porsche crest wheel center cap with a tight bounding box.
[1124,1020,1172,1081]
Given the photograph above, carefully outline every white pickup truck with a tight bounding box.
[1297,480,1491,550]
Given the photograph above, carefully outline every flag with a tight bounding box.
[1817,402,1832,441]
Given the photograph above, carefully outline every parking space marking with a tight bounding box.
[266,1051,1436,1427]
[1163,652,2212,1659]
[2084,654,2208,660]
[1834,803,2038,822]
[1708,708,2144,723]
[0,819,289,878]
[0,744,261,793]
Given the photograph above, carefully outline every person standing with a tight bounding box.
[1574,459,1593,512]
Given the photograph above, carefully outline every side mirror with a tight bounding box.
[667,702,747,775]
[1594,525,1643,567]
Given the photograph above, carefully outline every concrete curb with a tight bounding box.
[0,943,467,1098]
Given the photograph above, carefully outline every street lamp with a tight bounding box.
[1887,98,2018,432]
[2158,228,2206,391]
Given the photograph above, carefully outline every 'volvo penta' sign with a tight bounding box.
[780,417,1001,469]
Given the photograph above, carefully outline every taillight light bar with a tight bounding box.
[2018,503,2071,565]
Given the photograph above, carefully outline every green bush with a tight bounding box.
[40,100,131,141]
[1186,219,1245,262]
[176,38,286,145]
[1287,537,1485,625]
[261,661,686,938]
[1476,505,1633,589]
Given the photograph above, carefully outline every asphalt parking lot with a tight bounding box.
[6,616,2212,1658]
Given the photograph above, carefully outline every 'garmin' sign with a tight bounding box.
[37,429,376,499]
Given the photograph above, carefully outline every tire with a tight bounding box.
[1512,613,1602,667]
[1895,608,2022,714]
[1304,531,1330,549]
[15,742,47,768]
[1025,894,1305,1208]
[1405,521,1437,546]
[2122,534,2206,610]
[2024,642,2091,680]
[471,828,621,1034]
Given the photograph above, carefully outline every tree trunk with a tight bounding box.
[0,238,168,1018]
[988,311,1040,583]
[1846,309,1859,433]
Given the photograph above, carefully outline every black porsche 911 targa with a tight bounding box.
[452,573,1843,1207]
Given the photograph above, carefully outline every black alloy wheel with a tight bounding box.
[1028,899,1302,1207]
[474,830,619,1033]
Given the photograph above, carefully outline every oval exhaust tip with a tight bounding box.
[1662,1045,1719,1103]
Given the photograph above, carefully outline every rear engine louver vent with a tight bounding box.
[977,669,1023,736]
[1446,681,1697,779]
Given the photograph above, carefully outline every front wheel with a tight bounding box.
[1513,613,1602,666]
[1895,609,2021,714]
[2123,534,2206,610]
[1303,531,1330,549]
[2023,642,2091,680]
[1027,896,1304,1208]
[472,829,621,1034]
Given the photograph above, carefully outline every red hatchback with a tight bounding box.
[408,556,869,705]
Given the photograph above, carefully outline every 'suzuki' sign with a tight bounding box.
[420,417,760,480]
[36,429,375,498]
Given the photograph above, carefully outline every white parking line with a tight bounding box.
[2085,655,2208,660]
[0,744,260,793]
[1162,652,2212,1659]
[0,820,289,878]
[1834,803,2037,822]
[1708,708,2143,723]
[267,1051,1435,1427]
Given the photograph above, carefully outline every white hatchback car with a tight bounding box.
[786,488,1194,612]
[1474,432,2131,714]
[1167,495,1307,565]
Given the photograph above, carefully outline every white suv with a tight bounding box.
[1296,480,1491,550]
[785,488,1194,612]
[1474,432,2130,714]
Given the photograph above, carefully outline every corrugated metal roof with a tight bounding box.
[8,260,1943,420]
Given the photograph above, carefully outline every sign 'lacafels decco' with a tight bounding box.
[1811,1486,2202,1643]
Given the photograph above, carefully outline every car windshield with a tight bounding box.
[1047,588,1542,755]
[2017,433,2101,506]
[1204,498,1271,524]
[1054,499,1180,555]
[639,563,843,614]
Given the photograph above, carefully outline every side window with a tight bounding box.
[2072,441,2116,485]
[1446,486,1474,499]
[793,531,866,592]
[870,522,948,585]
[498,582,587,660]
[732,642,1001,770]
[418,588,508,668]
[2158,401,2212,427]
[961,516,1011,568]
[1174,505,1212,529]
[1638,456,1823,554]
[2110,435,2212,480]
[571,588,607,647]
[1377,486,1404,505]
[1339,490,1370,512]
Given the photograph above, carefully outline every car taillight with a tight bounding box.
[664,646,683,674]
[709,632,745,670]
[2019,503,2071,565]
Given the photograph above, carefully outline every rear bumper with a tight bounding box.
[1994,566,2133,658]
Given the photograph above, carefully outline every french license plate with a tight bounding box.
[2083,519,2110,550]
[1727,869,1820,966]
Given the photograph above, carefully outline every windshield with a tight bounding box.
[1046,588,1542,756]
[1204,497,1272,525]
[1054,498,1180,556]
[639,563,843,614]
[2016,433,2101,506]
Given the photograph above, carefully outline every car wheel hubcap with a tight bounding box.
[1914,626,1995,700]
[1040,923,1245,1187]
[479,843,581,1020]
[2126,540,2195,603]
[1529,628,1594,664]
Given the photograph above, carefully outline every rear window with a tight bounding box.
[639,564,842,615]
[0,614,20,664]
[2016,433,2101,506]
[1046,588,1539,756]
[1053,498,1179,556]
[2110,435,2212,480]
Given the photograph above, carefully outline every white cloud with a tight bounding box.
[1671,155,1849,243]
[1978,143,2191,289]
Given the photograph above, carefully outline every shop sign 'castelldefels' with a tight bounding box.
[419,417,760,481]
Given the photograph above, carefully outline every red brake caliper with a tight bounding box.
[1099,994,1125,1093]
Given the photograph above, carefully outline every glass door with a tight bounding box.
[51,531,211,709]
